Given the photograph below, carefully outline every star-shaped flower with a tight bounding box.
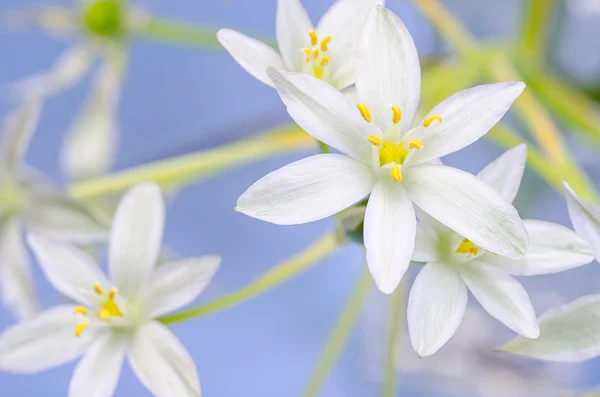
[0,182,220,396]
[217,0,383,91]
[408,145,595,357]
[0,102,106,319]
[236,6,528,294]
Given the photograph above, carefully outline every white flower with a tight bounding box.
[0,182,220,397]
[497,183,600,362]
[236,5,528,294]
[0,102,106,319]
[217,0,383,91]
[7,0,147,180]
[408,145,595,357]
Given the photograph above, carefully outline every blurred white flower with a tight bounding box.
[0,182,221,397]
[236,6,527,295]
[564,181,600,263]
[217,0,383,91]
[6,0,148,180]
[568,0,600,16]
[0,102,107,319]
[408,145,594,357]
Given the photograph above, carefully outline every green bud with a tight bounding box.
[84,0,124,39]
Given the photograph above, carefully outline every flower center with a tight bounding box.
[73,283,123,337]
[0,182,24,218]
[301,30,333,80]
[83,0,124,39]
[455,238,479,257]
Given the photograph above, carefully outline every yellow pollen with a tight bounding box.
[456,238,478,256]
[391,166,402,182]
[309,30,318,46]
[409,139,423,149]
[302,48,312,63]
[73,306,88,316]
[320,56,332,67]
[368,135,382,146]
[423,114,442,127]
[392,105,402,124]
[75,322,88,338]
[94,283,104,295]
[320,36,332,51]
[357,103,372,123]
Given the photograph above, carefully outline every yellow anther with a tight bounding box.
[409,139,423,149]
[456,238,478,256]
[313,48,319,59]
[308,30,318,46]
[109,288,117,299]
[94,283,104,295]
[320,56,332,67]
[302,48,312,63]
[73,306,88,316]
[357,103,372,123]
[392,105,402,124]
[423,114,442,127]
[75,322,89,338]
[469,247,479,256]
[320,36,332,51]
[368,135,382,146]
[391,166,402,182]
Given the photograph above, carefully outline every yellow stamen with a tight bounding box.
[357,103,372,123]
[75,322,88,337]
[313,67,323,79]
[312,48,319,59]
[409,139,423,149]
[423,114,442,127]
[456,238,478,256]
[320,56,332,67]
[309,30,318,46]
[391,166,402,182]
[109,288,117,299]
[100,297,123,319]
[73,306,88,316]
[302,48,312,63]
[392,105,402,124]
[379,142,407,166]
[320,36,332,51]
[99,309,110,321]
[368,135,382,146]
[94,283,104,295]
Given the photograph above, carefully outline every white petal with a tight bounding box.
[316,0,384,90]
[485,220,594,276]
[403,82,525,165]
[411,220,441,263]
[5,6,80,37]
[355,5,420,132]
[460,261,539,338]
[27,234,108,305]
[276,0,313,72]
[1,101,42,174]
[217,29,286,87]
[564,182,600,262]
[498,295,600,362]
[237,153,375,225]
[477,144,527,203]
[69,332,127,397]
[407,262,468,357]
[141,255,221,318]
[267,68,376,163]
[128,322,201,397]
[364,181,415,294]
[11,44,94,100]
[0,219,38,319]
[0,305,91,373]
[404,164,528,258]
[109,182,164,300]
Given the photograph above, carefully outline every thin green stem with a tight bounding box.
[519,0,557,65]
[69,125,315,200]
[383,281,404,397]
[302,268,372,397]
[159,233,339,325]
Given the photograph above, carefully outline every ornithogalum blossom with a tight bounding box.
[217,0,382,91]
[498,182,600,362]
[0,183,221,397]
[0,102,106,319]
[236,6,528,294]
[408,145,595,357]
[7,0,147,180]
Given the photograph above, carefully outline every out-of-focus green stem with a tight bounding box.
[383,282,404,397]
[302,268,372,397]
[159,233,339,325]
[69,125,315,200]
[135,17,222,49]
[518,0,557,65]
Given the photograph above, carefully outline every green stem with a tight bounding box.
[69,125,315,200]
[383,281,404,397]
[159,233,339,325]
[519,0,557,65]
[302,268,372,397]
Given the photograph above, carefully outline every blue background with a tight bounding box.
[1,0,600,396]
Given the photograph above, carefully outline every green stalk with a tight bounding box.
[383,281,404,397]
[518,0,557,65]
[159,233,339,325]
[302,268,372,397]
